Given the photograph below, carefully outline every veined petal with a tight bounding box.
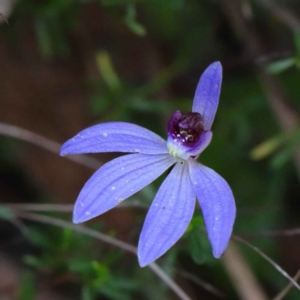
[73,153,176,223]
[188,159,236,258]
[138,162,196,267]
[192,62,222,130]
[60,122,168,156]
[187,130,212,157]
[166,131,212,160]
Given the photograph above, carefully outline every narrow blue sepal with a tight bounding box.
[61,122,168,156]
[192,62,222,130]
[138,162,196,267]
[188,159,236,258]
[73,153,175,224]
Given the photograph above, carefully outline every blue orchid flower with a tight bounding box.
[60,62,236,267]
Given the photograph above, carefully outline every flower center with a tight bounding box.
[168,111,204,146]
[167,110,209,160]
[177,112,204,143]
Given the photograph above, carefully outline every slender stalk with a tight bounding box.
[5,204,74,212]
[17,211,137,253]
[148,264,192,300]
[241,227,300,238]
[176,269,225,298]
[0,122,101,170]
[222,242,268,300]
[234,235,300,291]
[273,269,300,300]
[4,201,148,213]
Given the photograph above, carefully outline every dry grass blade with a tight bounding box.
[176,269,226,298]
[241,227,300,238]
[4,204,74,212]
[223,242,268,300]
[234,235,300,291]
[273,269,300,300]
[4,202,148,212]
[0,122,101,170]
[148,264,192,300]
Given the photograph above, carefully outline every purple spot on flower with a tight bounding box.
[168,111,204,146]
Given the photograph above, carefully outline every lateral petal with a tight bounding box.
[138,162,196,267]
[61,122,168,156]
[73,153,175,223]
[192,62,222,130]
[187,130,213,157]
[188,159,236,258]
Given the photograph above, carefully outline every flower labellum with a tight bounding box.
[60,62,236,267]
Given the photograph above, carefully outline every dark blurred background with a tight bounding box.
[1,0,300,299]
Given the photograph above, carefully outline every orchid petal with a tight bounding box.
[188,159,236,258]
[187,130,212,157]
[138,162,196,267]
[61,122,168,156]
[192,62,222,130]
[73,153,176,223]
[166,131,212,160]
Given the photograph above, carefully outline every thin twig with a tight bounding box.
[0,13,9,25]
[4,204,74,212]
[0,122,101,170]
[17,211,137,253]
[240,227,300,238]
[176,269,226,298]
[273,269,300,300]
[15,211,191,300]
[233,235,300,291]
[148,264,192,300]
[3,201,148,212]
[222,242,268,300]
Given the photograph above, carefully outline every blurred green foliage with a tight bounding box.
[22,226,141,299]
[12,0,81,58]
[1,0,300,299]
[267,31,300,74]
[0,205,14,220]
